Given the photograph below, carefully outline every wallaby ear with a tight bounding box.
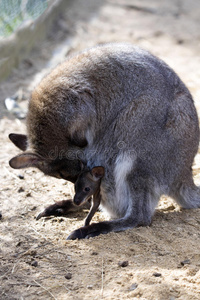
[9,133,28,151]
[90,166,105,181]
[79,160,86,171]
[9,152,43,169]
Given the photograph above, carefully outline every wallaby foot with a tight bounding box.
[67,221,114,240]
[36,199,91,220]
[67,179,160,239]
[172,182,200,209]
[67,213,149,240]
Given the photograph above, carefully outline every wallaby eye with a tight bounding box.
[84,187,90,192]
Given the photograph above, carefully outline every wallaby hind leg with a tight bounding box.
[171,176,200,209]
[67,182,160,240]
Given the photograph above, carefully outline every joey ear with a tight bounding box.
[9,152,43,169]
[90,166,105,181]
[79,160,85,171]
[9,133,28,151]
[79,159,89,172]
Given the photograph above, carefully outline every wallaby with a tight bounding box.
[73,166,104,226]
[9,43,200,240]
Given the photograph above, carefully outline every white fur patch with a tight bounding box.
[85,129,93,147]
[115,153,134,186]
[114,152,135,217]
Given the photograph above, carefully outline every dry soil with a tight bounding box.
[0,1,200,299]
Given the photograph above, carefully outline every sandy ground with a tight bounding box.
[0,0,200,299]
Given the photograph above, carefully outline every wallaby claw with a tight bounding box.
[36,211,46,220]
[36,199,84,220]
[36,204,65,220]
[67,228,86,240]
[66,226,95,240]
[36,208,64,220]
[67,224,105,240]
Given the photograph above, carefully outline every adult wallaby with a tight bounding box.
[9,43,200,239]
[73,166,104,226]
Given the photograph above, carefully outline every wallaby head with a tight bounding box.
[74,166,105,206]
[8,133,81,183]
[8,57,95,182]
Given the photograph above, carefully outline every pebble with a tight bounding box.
[153,272,162,277]
[30,206,36,211]
[65,273,72,280]
[18,187,25,193]
[31,260,38,267]
[181,259,191,266]
[129,283,138,291]
[0,212,2,219]
[18,174,24,180]
[16,241,22,247]
[118,260,129,267]
[87,285,93,289]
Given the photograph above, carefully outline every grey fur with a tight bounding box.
[9,43,200,239]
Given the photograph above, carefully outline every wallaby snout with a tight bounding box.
[73,196,84,206]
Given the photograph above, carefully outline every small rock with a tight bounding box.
[153,272,162,277]
[118,260,129,267]
[129,283,138,291]
[16,241,22,247]
[87,285,93,289]
[91,251,98,255]
[18,174,24,180]
[0,212,2,219]
[181,259,191,266]
[30,206,36,211]
[18,187,25,193]
[31,260,38,267]
[65,273,72,280]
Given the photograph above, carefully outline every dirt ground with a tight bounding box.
[0,0,200,299]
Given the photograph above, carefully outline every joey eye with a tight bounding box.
[84,187,90,192]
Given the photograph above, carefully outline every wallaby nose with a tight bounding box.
[73,196,82,206]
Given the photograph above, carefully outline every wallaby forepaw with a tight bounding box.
[36,207,64,220]
[36,200,77,220]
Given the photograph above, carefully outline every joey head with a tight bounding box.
[74,166,104,226]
